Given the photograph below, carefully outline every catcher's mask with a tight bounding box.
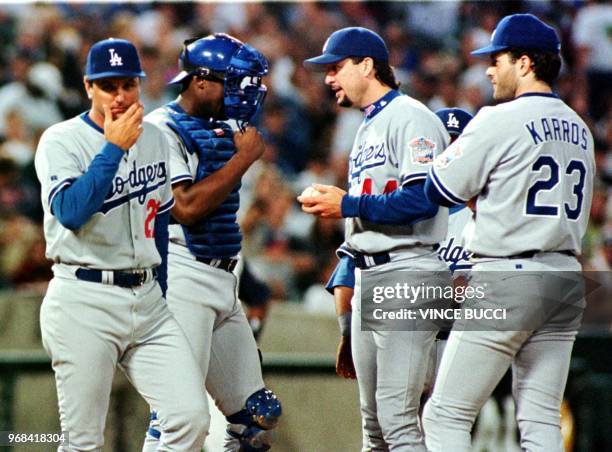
[169,33,268,130]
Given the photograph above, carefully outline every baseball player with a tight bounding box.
[143,34,281,452]
[433,108,474,275]
[325,108,474,382]
[301,27,451,451]
[34,38,209,451]
[423,14,595,452]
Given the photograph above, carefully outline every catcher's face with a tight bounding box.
[486,52,519,101]
[189,76,226,119]
[324,58,368,108]
[86,77,141,123]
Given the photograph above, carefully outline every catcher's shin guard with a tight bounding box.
[226,388,282,450]
[227,388,282,429]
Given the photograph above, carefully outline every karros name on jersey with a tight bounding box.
[102,160,167,214]
[524,117,589,151]
[350,141,392,182]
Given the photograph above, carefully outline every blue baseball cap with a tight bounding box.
[85,38,146,81]
[435,108,473,136]
[471,14,560,56]
[304,27,389,66]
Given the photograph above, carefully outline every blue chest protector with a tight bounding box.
[167,109,242,259]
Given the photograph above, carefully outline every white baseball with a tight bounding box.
[301,186,323,198]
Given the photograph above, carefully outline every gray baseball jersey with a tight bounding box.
[342,91,452,452]
[429,94,594,256]
[423,93,594,452]
[35,114,174,269]
[35,112,208,451]
[346,94,449,253]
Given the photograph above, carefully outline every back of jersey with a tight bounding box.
[432,94,595,256]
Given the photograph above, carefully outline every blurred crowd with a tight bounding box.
[0,1,610,310]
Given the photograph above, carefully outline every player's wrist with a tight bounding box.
[338,311,352,337]
[231,151,257,171]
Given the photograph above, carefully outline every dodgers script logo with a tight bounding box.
[101,161,167,214]
[108,49,123,67]
[350,141,392,183]
[437,236,472,271]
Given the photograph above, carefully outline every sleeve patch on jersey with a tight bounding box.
[434,145,463,169]
[409,137,436,165]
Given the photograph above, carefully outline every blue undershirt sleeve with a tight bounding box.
[51,142,124,230]
[340,180,438,225]
[325,255,356,294]
[154,210,170,298]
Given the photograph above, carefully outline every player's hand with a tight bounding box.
[103,103,144,151]
[297,183,346,219]
[336,336,356,379]
[234,126,265,164]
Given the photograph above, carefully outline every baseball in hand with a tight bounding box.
[300,186,323,198]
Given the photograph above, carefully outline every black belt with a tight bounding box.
[196,257,238,273]
[352,246,436,270]
[75,268,157,288]
[352,251,391,269]
[472,250,575,259]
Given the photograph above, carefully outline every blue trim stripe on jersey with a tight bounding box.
[158,198,175,214]
[429,167,466,205]
[171,173,193,185]
[80,111,104,134]
[401,172,427,187]
[362,90,401,121]
[166,101,185,114]
[48,177,76,207]
[98,180,167,214]
[516,92,559,99]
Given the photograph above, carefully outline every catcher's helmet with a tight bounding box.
[169,33,269,127]
[85,38,146,81]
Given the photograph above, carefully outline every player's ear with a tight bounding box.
[518,55,532,76]
[362,57,374,77]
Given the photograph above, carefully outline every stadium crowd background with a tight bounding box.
[0,1,610,320]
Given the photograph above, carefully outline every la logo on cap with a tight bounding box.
[446,113,460,129]
[109,48,123,67]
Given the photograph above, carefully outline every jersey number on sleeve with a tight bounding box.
[144,199,161,238]
[525,156,587,220]
[361,178,398,195]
